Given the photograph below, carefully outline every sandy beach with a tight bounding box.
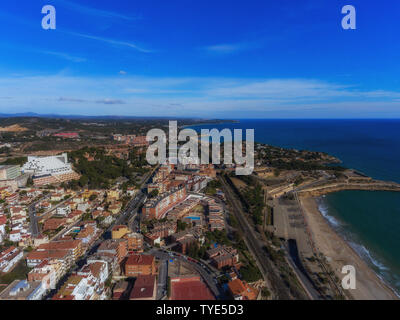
[300,196,398,300]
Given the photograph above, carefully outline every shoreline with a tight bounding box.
[299,195,399,300]
[181,119,239,129]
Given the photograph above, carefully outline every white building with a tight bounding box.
[57,205,71,216]
[9,230,22,242]
[0,280,46,300]
[77,203,90,212]
[9,206,26,217]
[0,247,24,273]
[28,260,60,290]
[0,215,6,236]
[22,153,74,176]
[126,188,138,197]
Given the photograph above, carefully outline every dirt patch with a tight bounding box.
[231,177,247,191]
[0,124,28,132]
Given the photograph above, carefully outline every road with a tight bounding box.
[156,259,168,300]
[28,193,51,237]
[28,201,40,237]
[284,240,321,300]
[44,168,155,299]
[149,247,225,300]
[44,191,149,300]
[29,190,86,239]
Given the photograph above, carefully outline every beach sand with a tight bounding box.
[300,196,398,300]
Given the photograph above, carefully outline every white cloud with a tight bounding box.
[203,40,263,55]
[58,97,87,103]
[0,75,399,117]
[96,99,126,105]
[204,44,242,54]
[42,51,87,63]
[69,32,152,53]
[55,0,139,21]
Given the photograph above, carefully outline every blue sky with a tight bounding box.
[0,0,399,118]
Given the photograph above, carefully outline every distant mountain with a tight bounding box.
[0,112,220,121]
[0,112,44,118]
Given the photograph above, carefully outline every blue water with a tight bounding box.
[191,119,400,295]
[185,216,201,220]
[192,119,400,183]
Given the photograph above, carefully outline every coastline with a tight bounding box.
[299,195,399,300]
[181,119,239,129]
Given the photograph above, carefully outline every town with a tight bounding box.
[1,117,399,301]
[0,120,264,300]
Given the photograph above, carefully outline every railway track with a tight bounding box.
[219,175,297,300]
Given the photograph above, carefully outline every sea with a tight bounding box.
[189,119,400,295]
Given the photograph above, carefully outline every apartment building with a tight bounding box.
[207,245,240,270]
[37,240,83,261]
[97,239,128,263]
[27,259,62,290]
[142,186,187,220]
[112,225,129,239]
[0,165,21,180]
[124,254,156,277]
[22,153,80,186]
[124,232,144,252]
[0,247,24,273]
[0,280,45,300]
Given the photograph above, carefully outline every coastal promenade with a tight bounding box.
[295,180,400,197]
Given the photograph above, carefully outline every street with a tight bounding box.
[149,247,225,300]
[44,168,155,299]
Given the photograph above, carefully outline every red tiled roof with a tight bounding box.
[112,225,127,231]
[27,249,69,261]
[0,215,6,225]
[129,275,156,300]
[170,276,215,300]
[227,278,246,295]
[227,279,259,300]
[125,254,154,266]
[38,240,81,251]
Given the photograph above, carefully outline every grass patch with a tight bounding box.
[0,260,31,292]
